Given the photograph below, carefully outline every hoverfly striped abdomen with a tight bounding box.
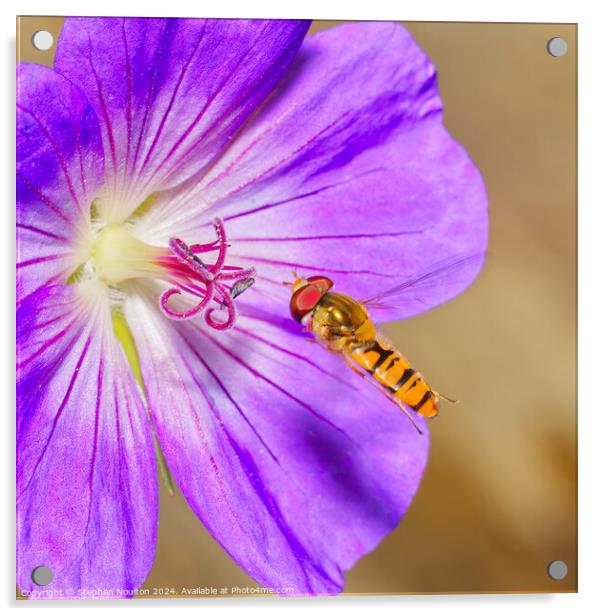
[349,340,439,418]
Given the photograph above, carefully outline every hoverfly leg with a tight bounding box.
[341,352,370,379]
[386,396,424,435]
[434,391,458,404]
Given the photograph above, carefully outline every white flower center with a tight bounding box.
[71,216,255,329]
[91,224,165,285]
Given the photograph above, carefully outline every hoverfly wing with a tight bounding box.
[361,253,485,312]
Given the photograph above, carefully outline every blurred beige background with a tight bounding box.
[17,18,577,595]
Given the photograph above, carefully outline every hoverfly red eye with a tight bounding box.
[290,284,323,322]
[306,276,333,293]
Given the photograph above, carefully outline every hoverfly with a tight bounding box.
[286,255,482,434]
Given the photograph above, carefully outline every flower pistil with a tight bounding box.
[90,218,254,330]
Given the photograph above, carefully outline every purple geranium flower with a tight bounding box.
[16,18,487,598]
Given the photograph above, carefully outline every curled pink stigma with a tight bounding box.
[158,218,255,330]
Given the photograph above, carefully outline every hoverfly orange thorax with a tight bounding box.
[289,275,334,323]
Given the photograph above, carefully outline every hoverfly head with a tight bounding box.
[286,273,334,323]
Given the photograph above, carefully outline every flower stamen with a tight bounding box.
[168,237,216,282]
[228,277,256,301]
[158,218,255,330]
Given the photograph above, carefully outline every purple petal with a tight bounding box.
[17,63,104,303]
[54,17,310,213]
[126,293,429,595]
[141,22,487,321]
[17,284,157,598]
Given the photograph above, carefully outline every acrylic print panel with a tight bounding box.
[16,16,576,599]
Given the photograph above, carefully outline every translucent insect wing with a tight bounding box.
[361,253,486,320]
